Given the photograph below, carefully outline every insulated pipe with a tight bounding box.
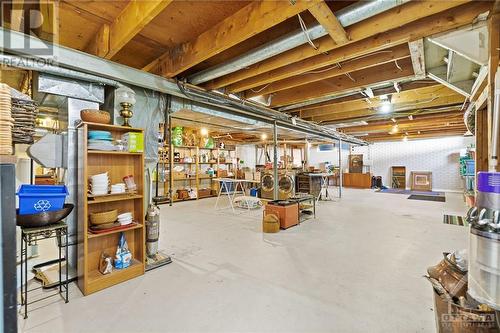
[0,54,122,87]
[491,70,500,170]
[188,0,409,85]
[273,121,279,200]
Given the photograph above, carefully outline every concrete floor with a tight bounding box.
[19,189,469,333]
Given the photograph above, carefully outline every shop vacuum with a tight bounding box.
[145,169,172,271]
[467,172,500,310]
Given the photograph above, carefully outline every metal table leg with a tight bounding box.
[65,230,68,303]
[23,233,28,319]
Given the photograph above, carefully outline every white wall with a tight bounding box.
[236,145,257,169]
[308,145,350,171]
[351,136,474,192]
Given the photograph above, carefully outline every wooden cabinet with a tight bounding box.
[342,173,372,189]
[77,122,145,296]
[391,166,406,189]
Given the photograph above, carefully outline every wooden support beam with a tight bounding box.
[476,107,490,172]
[308,0,349,45]
[408,39,426,80]
[290,80,438,112]
[309,95,465,123]
[270,58,415,107]
[300,85,462,118]
[86,0,173,59]
[204,1,480,91]
[242,44,411,97]
[144,0,314,77]
[488,13,500,171]
[342,114,465,134]
[365,130,467,142]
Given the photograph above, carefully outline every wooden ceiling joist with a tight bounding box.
[288,80,438,113]
[308,0,349,45]
[242,43,411,97]
[270,57,415,107]
[86,0,173,59]
[308,94,465,123]
[204,1,480,91]
[342,113,465,134]
[299,84,462,118]
[144,0,315,77]
[364,128,467,142]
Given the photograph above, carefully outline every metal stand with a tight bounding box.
[20,222,69,319]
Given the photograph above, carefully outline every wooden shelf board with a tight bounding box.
[87,194,143,204]
[88,150,143,156]
[79,122,143,132]
[87,223,143,239]
[87,259,143,291]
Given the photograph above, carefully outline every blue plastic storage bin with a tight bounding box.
[17,185,69,215]
[219,181,235,193]
[250,188,258,197]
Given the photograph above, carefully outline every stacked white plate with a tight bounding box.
[117,212,133,225]
[90,172,109,195]
[0,83,13,155]
[111,183,126,194]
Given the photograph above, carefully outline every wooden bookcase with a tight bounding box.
[77,122,145,296]
[391,166,406,189]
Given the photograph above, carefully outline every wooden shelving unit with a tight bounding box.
[77,122,145,296]
[391,166,406,189]
[157,144,236,202]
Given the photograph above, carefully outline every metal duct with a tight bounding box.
[188,0,408,85]
[177,82,367,145]
[0,54,121,87]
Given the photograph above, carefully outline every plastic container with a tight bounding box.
[465,160,475,176]
[17,185,69,215]
[250,188,258,197]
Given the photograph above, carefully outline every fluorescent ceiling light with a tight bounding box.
[327,120,368,129]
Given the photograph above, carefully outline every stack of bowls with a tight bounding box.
[88,130,115,151]
[117,212,133,225]
[111,183,126,194]
[0,83,13,155]
[90,172,109,196]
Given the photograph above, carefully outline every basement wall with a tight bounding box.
[351,136,474,192]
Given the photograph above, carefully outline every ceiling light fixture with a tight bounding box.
[389,124,399,134]
[402,135,408,142]
[200,128,209,136]
[261,133,268,140]
[380,102,393,113]
[391,118,397,123]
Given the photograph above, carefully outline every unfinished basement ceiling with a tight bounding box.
[172,108,325,142]
[2,0,495,142]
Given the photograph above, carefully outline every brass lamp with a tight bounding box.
[116,86,136,127]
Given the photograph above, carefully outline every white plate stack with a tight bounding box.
[90,172,109,196]
[111,183,126,194]
[117,212,133,226]
[0,84,13,155]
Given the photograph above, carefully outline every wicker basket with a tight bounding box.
[81,109,111,124]
[90,209,118,225]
